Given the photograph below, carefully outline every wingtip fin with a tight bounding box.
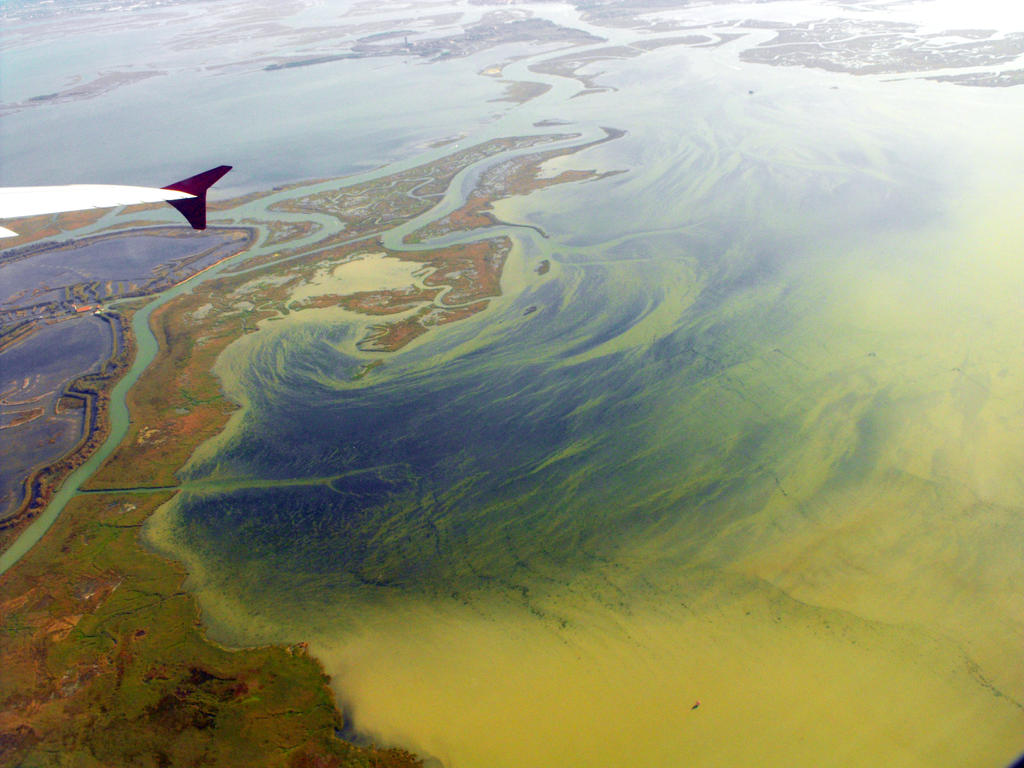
[161,165,232,230]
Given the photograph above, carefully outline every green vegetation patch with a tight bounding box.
[0,490,420,768]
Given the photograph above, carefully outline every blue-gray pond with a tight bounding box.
[3,0,1024,765]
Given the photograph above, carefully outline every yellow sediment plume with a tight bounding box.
[310,571,1020,768]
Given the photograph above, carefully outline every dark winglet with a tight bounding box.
[162,165,232,230]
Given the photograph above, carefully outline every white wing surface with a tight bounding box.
[0,166,232,238]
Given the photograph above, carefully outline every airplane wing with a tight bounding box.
[0,165,232,238]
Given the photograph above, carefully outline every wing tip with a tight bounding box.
[162,166,233,230]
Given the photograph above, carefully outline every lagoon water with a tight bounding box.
[5,0,1024,765]
[0,317,113,518]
